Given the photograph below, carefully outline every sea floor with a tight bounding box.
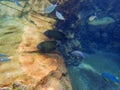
[68,50,120,90]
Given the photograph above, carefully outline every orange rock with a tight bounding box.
[0,13,72,90]
[18,53,58,79]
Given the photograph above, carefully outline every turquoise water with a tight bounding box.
[68,51,120,90]
[55,0,120,89]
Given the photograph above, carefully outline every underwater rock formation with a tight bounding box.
[0,1,27,16]
[0,1,72,89]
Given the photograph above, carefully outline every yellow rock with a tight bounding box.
[0,13,72,90]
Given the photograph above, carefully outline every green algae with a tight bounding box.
[0,16,24,56]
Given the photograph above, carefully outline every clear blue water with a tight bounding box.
[56,0,120,90]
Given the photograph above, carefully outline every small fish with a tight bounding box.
[10,0,15,2]
[44,3,57,13]
[88,16,97,21]
[102,72,120,84]
[88,13,97,21]
[71,50,85,59]
[44,30,67,40]
[15,0,21,7]
[55,11,65,20]
[37,41,57,53]
[0,54,7,57]
[10,0,22,7]
[0,57,10,62]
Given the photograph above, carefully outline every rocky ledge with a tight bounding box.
[0,12,72,90]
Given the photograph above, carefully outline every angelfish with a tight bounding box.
[55,11,65,20]
[44,3,57,13]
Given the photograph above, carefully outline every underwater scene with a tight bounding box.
[0,0,120,90]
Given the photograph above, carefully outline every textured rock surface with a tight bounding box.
[0,0,72,89]
[0,9,72,90]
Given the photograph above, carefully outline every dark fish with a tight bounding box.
[0,54,10,62]
[44,30,67,40]
[37,41,57,53]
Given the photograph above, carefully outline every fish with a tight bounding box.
[15,0,22,7]
[71,50,85,59]
[102,72,120,84]
[44,3,57,13]
[88,15,97,21]
[0,57,10,62]
[10,0,22,7]
[55,11,65,20]
[44,30,67,40]
[88,13,97,21]
[37,41,57,53]
[0,54,7,57]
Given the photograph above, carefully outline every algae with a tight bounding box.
[0,16,24,56]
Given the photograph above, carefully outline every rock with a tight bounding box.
[0,12,72,90]
[0,1,26,17]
